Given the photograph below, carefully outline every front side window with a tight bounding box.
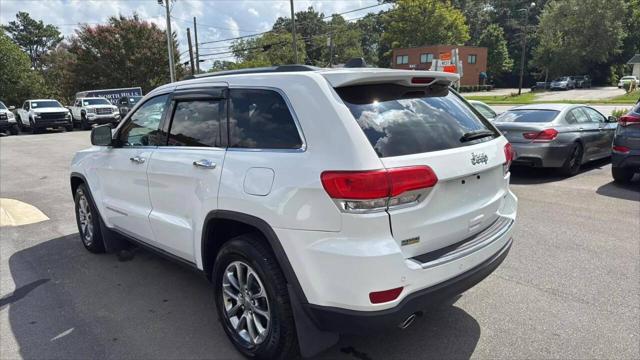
[336,84,498,158]
[583,107,605,123]
[467,54,477,64]
[167,100,223,147]
[229,89,302,149]
[119,94,168,146]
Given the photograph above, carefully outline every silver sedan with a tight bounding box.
[493,104,617,175]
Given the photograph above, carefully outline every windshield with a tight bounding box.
[32,100,62,108]
[82,98,111,106]
[621,76,635,80]
[553,77,568,82]
[495,110,560,123]
[0,102,6,110]
[336,84,498,158]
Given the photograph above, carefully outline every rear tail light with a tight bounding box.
[522,128,558,142]
[321,166,438,213]
[411,77,434,84]
[369,287,403,304]
[503,142,514,174]
[612,145,631,154]
[619,113,640,126]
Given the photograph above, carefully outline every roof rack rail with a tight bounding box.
[186,64,321,80]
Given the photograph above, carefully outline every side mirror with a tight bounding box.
[607,116,618,123]
[8,106,15,110]
[91,125,113,146]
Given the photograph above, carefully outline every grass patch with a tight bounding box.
[466,90,639,105]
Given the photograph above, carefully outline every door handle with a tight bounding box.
[129,156,145,164]
[193,159,216,169]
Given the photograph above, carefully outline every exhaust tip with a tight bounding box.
[398,313,417,329]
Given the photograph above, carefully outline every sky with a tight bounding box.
[0,0,390,70]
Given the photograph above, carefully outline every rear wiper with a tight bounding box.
[460,129,495,142]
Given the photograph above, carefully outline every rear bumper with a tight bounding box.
[612,151,640,169]
[305,238,512,334]
[511,142,572,168]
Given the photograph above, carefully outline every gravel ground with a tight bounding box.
[1,130,638,360]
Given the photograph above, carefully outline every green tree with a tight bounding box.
[68,15,183,94]
[40,43,78,104]
[322,15,364,66]
[382,0,470,50]
[478,24,513,77]
[355,12,385,66]
[451,0,495,44]
[533,0,627,79]
[0,31,47,105]
[231,32,306,66]
[273,7,327,65]
[2,12,63,69]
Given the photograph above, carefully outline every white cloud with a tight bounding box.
[0,0,388,70]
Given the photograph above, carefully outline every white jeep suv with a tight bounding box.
[70,66,517,359]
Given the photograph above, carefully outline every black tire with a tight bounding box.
[29,119,40,134]
[213,234,299,360]
[612,167,634,184]
[74,184,106,253]
[65,124,74,132]
[559,142,583,176]
[81,113,91,130]
[9,124,19,135]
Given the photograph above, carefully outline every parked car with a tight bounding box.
[0,101,19,135]
[69,97,120,130]
[16,99,73,134]
[611,103,640,183]
[70,66,518,359]
[550,76,576,90]
[618,76,639,89]
[574,75,592,89]
[117,95,142,117]
[493,104,617,176]
[469,100,498,120]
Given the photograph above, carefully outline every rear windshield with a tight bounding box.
[494,110,559,123]
[336,84,498,158]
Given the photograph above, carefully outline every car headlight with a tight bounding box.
[86,108,96,114]
[7,112,14,119]
[34,114,41,119]
[65,113,71,119]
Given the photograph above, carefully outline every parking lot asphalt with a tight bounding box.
[0,130,639,359]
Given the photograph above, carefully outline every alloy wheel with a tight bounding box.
[222,261,271,346]
[77,193,94,246]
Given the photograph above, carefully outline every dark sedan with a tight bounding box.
[494,104,617,176]
[611,102,640,183]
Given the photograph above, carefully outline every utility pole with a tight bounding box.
[193,17,200,73]
[328,33,334,67]
[161,0,176,82]
[187,28,195,75]
[289,0,298,64]
[517,3,535,95]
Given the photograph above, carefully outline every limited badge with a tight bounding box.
[401,237,420,246]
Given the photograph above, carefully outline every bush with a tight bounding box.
[611,108,630,119]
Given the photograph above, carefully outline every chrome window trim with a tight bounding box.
[226,85,307,153]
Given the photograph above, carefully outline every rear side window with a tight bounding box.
[335,84,497,158]
[168,100,224,147]
[229,89,302,149]
[495,110,559,123]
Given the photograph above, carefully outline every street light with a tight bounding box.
[517,2,536,96]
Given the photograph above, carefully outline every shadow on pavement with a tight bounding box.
[596,180,640,202]
[6,233,481,359]
[510,158,611,185]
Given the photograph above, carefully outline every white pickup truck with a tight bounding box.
[0,101,19,135]
[69,97,121,130]
[16,99,73,134]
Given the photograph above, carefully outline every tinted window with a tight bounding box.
[336,84,497,158]
[229,89,302,149]
[168,100,223,147]
[495,110,559,123]
[583,107,605,123]
[473,103,496,119]
[82,98,110,106]
[570,108,591,124]
[120,94,168,146]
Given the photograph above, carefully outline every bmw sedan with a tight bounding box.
[493,104,617,175]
